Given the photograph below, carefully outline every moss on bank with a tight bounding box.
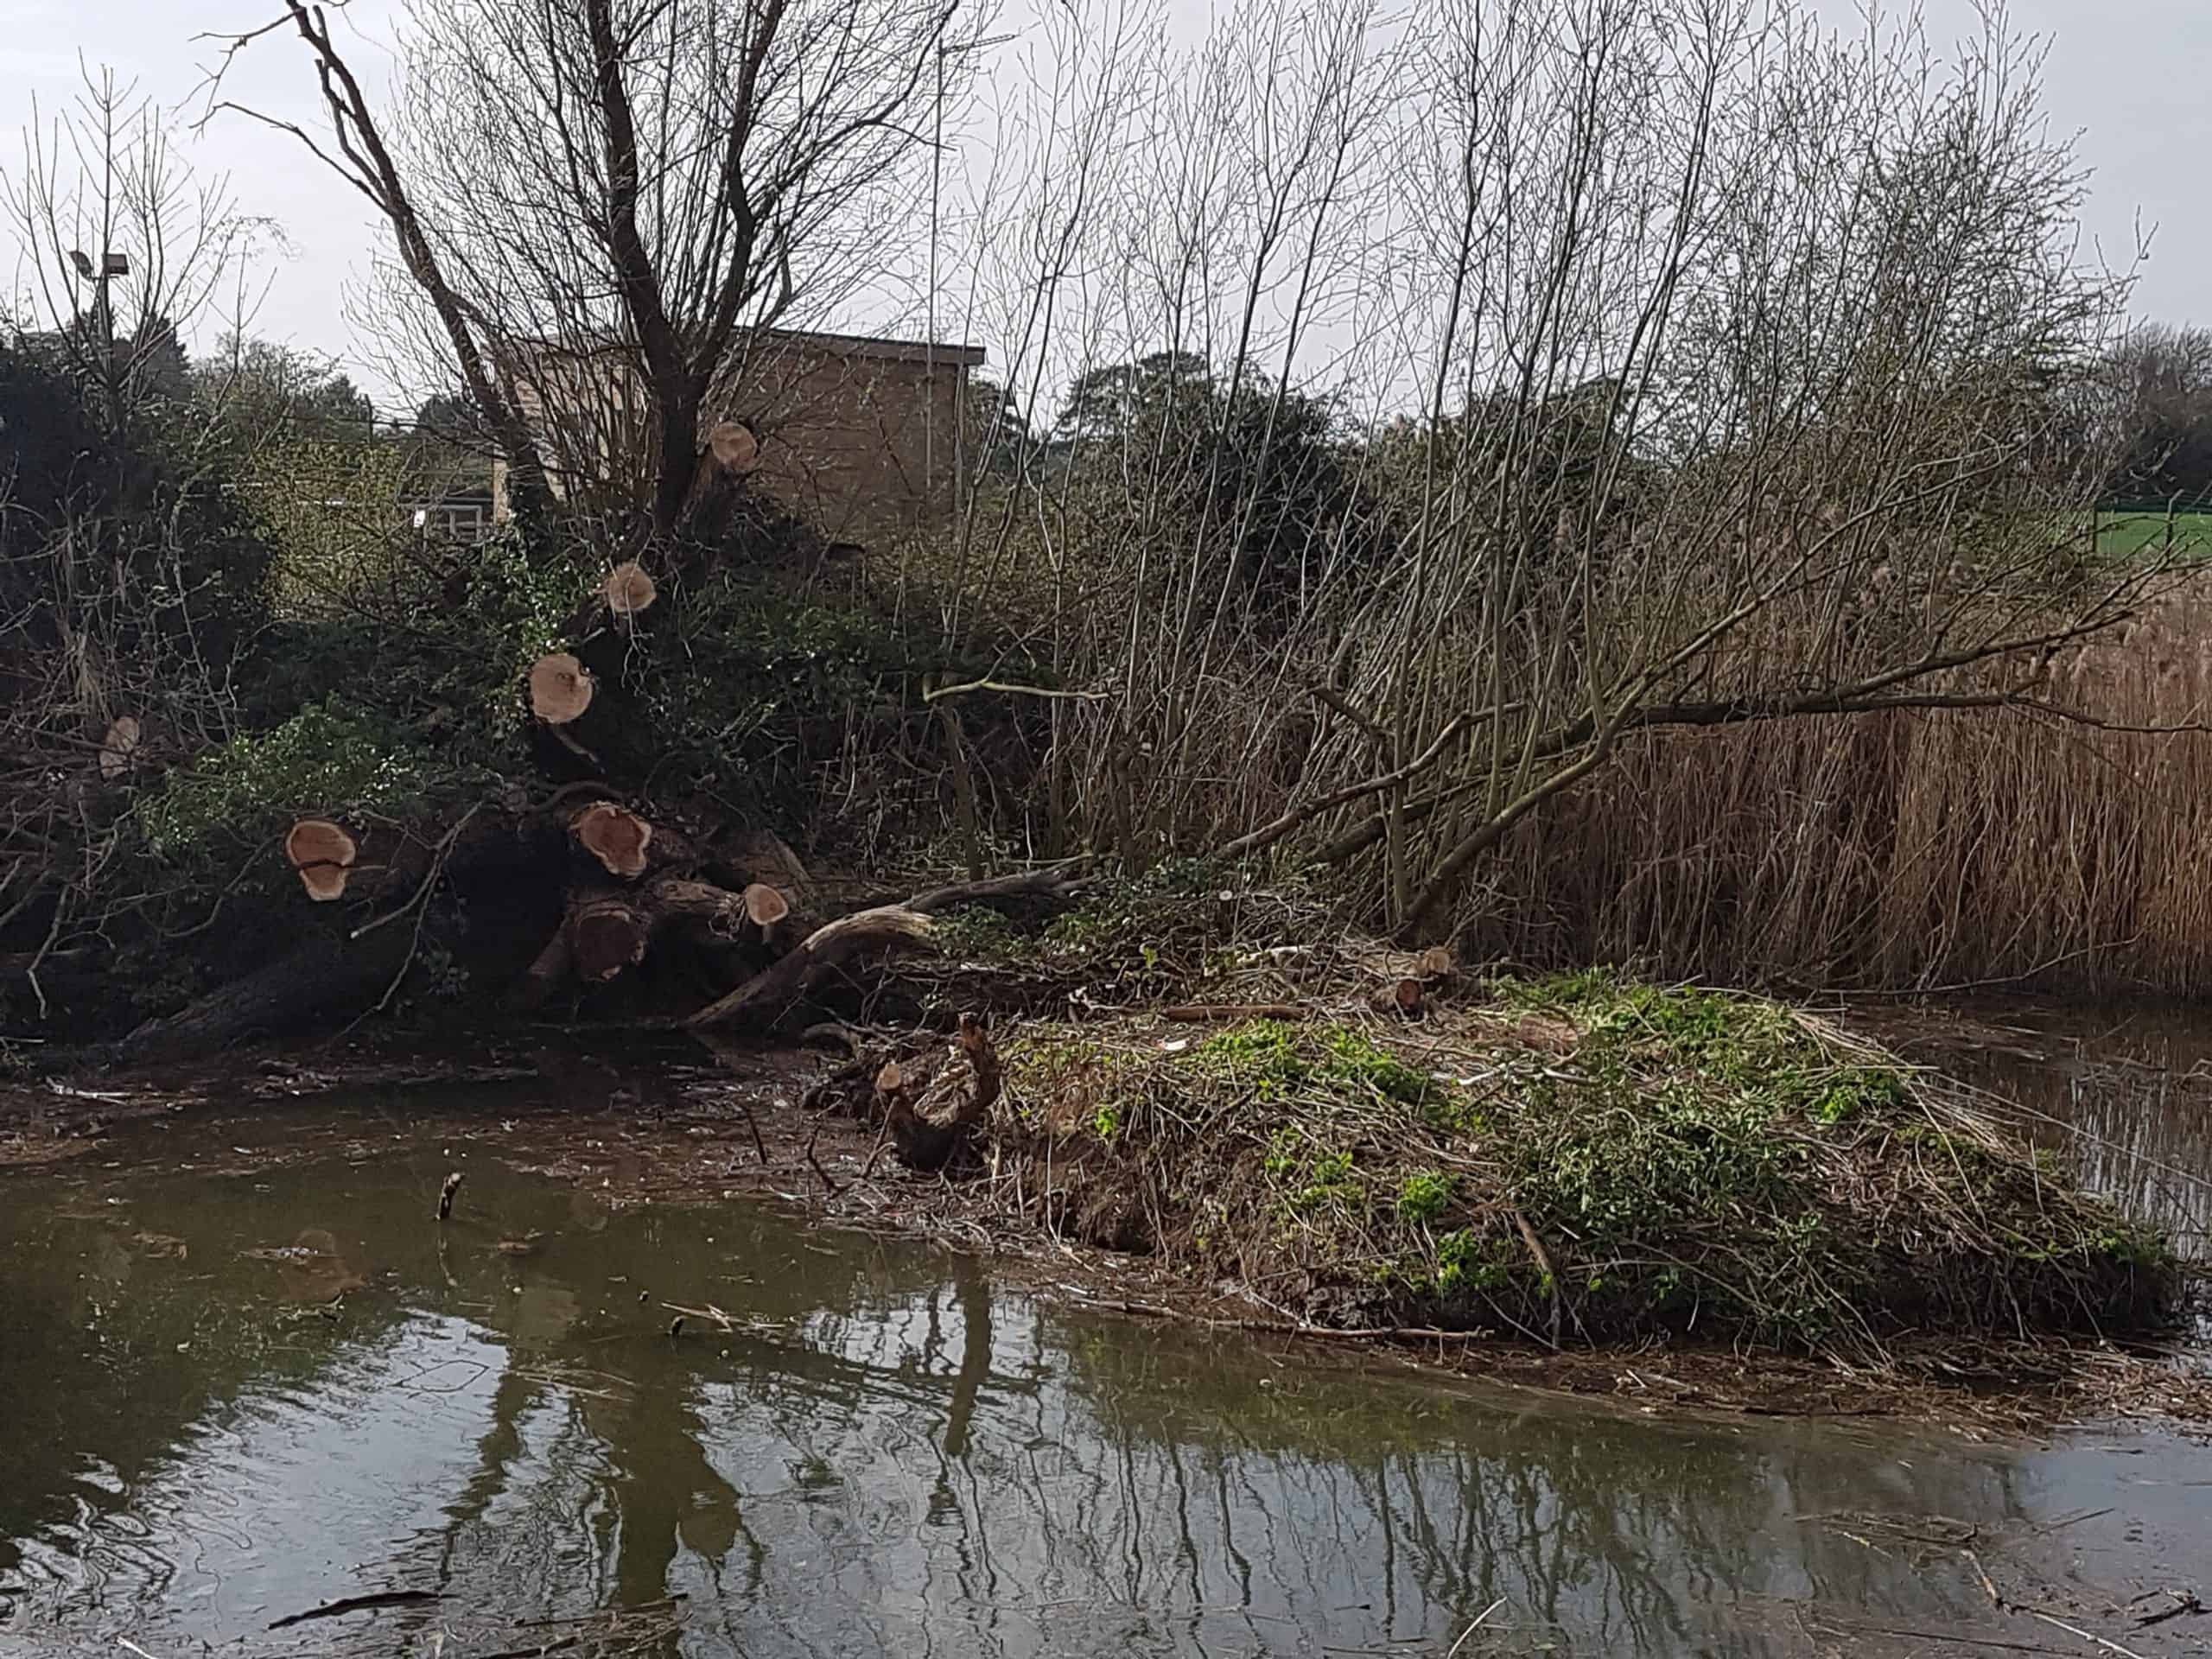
[988,970,2177,1357]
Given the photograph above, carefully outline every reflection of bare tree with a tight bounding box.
[6,1137,2088,1659]
[1909,1008,2212,1257]
[1030,1310,2039,1655]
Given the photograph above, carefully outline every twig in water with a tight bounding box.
[2031,1611,2150,1659]
[2036,1506,2114,1535]
[660,1300,735,1332]
[456,1637,578,1659]
[1965,1548,2005,1611]
[805,1118,841,1195]
[1446,1598,1506,1658]
[2134,1592,2204,1629]
[735,1096,768,1165]
[269,1589,447,1630]
[437,1170,464,1221]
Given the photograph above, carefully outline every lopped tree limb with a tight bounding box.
[1217,715,1470,862]
[904,864,1088,912]
[1310,659,2212,879]
[685,905,937,1028]
[686,868,1081,1030]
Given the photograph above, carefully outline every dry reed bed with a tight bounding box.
[1471,581,2212,993]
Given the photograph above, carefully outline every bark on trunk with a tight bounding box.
[107,929,414,1065]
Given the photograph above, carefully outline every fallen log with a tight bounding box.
[514,873,774,1003]
[513,927,575,1010]
[686,905,935,1028]
[905,865,1086,912]
[648,876,751,931]
[683,866,1085,1031]
[108,927,416,1063]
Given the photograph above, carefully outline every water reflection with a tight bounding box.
[1895,1002,2212,1256]
[0,1103,2203,1657]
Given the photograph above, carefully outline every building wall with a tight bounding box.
[728,333,979,548]
[494,330,982,550]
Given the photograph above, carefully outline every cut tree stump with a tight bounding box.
[284,819,359,902]
[887,1014,1001,1173]
[571,802,654,878]
[529,652,594,724]
[568,895,650,982]
[602,561,658,620]
[518,872,770,1002]
[742,882,790,931]
[709,420,759,473]
[99,715,140,781]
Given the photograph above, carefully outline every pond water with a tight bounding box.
[0,1038,2209,1658]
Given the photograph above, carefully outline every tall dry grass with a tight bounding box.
[1466,578,2212,995]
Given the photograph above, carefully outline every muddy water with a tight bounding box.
[0,1080,2208,1658]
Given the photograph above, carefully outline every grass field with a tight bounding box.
[2095,508,2212,560]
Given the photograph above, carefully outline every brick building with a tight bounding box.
[493,327,987,547]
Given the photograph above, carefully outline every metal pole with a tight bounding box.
[927,42,944,509]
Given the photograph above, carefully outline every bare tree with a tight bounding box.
[0,72,273,1012]
[3,67,269,429]
[207,0,981,559]
[2101,321,2212,509]
[923,0,2173,937]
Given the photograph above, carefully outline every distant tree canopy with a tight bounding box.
[1050,352,1390,620]
[963,375,1029,479]
[2103,324,2212,508]
[0,337,273,703]
[410,391,494,451]
[189,336,377,448]
[1052,351,1211,448]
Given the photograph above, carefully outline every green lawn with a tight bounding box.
[2094,508,2212,560]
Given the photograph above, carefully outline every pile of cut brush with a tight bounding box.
[836,910,2178,1359]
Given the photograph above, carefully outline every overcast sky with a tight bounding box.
[1,0,2204,408]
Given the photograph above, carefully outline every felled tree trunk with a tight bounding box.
[93,792,795,1061]
[105,928,417,1065]
[511,864,791,1011]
